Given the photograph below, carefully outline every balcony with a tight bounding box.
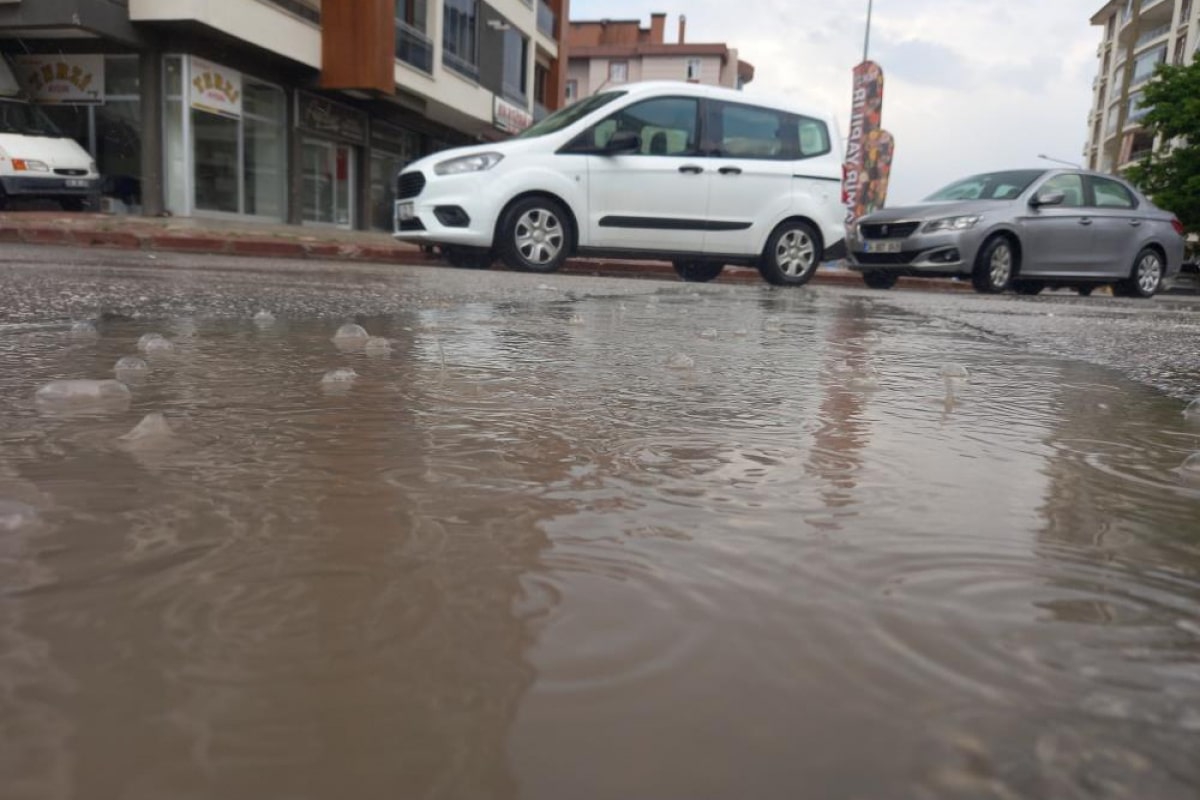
[537,0,556,38]
[1133,21,1171,50]
[443,50,479,82]
[261,0,320,24]
[395,19,434,73]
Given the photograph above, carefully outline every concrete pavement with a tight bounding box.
[0,210,973,292]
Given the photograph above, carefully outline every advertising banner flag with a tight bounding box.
[859,128,895,220]
[843,60,886,224]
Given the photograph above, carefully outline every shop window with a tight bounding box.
[163,55,286,220]
[608,61,628,84]
[686,58,702,81]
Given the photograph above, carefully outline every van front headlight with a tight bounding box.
[12,159,50,172]
[433,152,503,176]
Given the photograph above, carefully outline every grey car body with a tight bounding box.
[845,168,1186,296]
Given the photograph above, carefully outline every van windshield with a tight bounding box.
[0,100,63,137]
[512,91,626,140]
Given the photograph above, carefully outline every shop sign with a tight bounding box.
[13,55,105,105]
[189,56,242,119]
[297,92,367,145]
[493,96,532,134]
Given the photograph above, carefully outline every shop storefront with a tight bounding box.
[163,55,287,221]
[295,91,366,229]
[13,54,142,213]
[368,120,421,232]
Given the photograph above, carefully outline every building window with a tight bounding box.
[502,27,529,101]
[534,63,549,106]
[1174,34,1187,65]
[686,58,701,81]
[608,61,628,84]
[1107,13,1116,40]
[443,0,479,80]
[1131,43,1167,84]
[565,79,578,103]
[396,0,434,72]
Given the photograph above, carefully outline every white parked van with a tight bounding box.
[393,81,845,286]
[0,57,100,211]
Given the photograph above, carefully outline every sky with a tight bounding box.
[569,0,1106,204]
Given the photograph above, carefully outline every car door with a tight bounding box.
[573,96,712,252]
[702,100,823,257]
[1085,175,1142,278]
[1017,172,1094,276]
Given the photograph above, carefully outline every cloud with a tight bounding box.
[569,0,1102,203]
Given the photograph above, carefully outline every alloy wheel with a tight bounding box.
[989,243,1013,289]
[1137,252,1162,295]
[775,229,815,277]
[514,208,564,266]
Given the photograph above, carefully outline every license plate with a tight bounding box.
[864,240,902,254]
[396,201,415,222]
[65,179,88,188]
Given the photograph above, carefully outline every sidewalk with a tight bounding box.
[0,211,970,291]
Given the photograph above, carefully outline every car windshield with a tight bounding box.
[512,91,627,139]
[0,99,63,137]
[924,169,1046,202]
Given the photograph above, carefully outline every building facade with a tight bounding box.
[1085,0,1198,173]
[564,12,753,102]
[0,0,569,231]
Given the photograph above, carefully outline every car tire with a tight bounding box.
[1077,286,1094,297]
[673,261,724,282]
[759,220,821,287]
[1115,247,1164,299]
[862,271,898,290]
[971,235,1017,294]
[444,247,493,270]
[1012,279,1044,296]
[496,196,572,273]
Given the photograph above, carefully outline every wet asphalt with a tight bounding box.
[1,243,1197,401]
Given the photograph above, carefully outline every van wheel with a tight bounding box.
[862,271,898,290]
[497,196,571,273]
[673,261,724,282]
[759,220,821,286]
[971,235,1016,294]
[1012,279,1044,296]
[1114,248,1163,298]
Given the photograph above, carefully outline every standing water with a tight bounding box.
[0,279,1198,800]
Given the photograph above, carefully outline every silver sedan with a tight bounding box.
[845,169,1187,297]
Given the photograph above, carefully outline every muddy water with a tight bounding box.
[1,288,1199,799]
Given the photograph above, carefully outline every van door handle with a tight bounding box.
[718,166,742,175]
[1079,217,1093,226]
[678,165,704,174]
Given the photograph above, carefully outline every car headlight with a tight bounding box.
[433,152,503,176]
[923,215,981,233]
[12,159,50,172]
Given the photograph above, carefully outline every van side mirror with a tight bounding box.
[1031,189,1065,208]
[603,130,641,155]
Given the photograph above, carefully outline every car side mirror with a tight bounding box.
[1031,189,1065,208]
[603,130,641,155]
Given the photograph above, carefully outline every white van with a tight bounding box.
[0,57,100,211]
[393,81,845,286]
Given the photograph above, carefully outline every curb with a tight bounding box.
[0,222,971,292]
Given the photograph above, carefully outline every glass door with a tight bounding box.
[302,138,355,228]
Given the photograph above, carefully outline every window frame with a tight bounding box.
[1037,172,1086,208]
[1087,175,1138,209]
[562,94,701,156]
[705,98,833,161]
[607,61,629,84]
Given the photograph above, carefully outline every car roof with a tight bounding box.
[613,80,836,122]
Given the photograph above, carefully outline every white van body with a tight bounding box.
[393,81,846,286]
[0,58,100,210]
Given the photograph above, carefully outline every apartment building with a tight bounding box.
[0,0,568,231]
[1085,0,1198,173]
[565,12,753,102]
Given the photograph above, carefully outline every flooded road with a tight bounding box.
[1,247,1199,799]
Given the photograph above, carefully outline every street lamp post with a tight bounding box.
[1038,153,1083,168]
[863,0,874,62]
